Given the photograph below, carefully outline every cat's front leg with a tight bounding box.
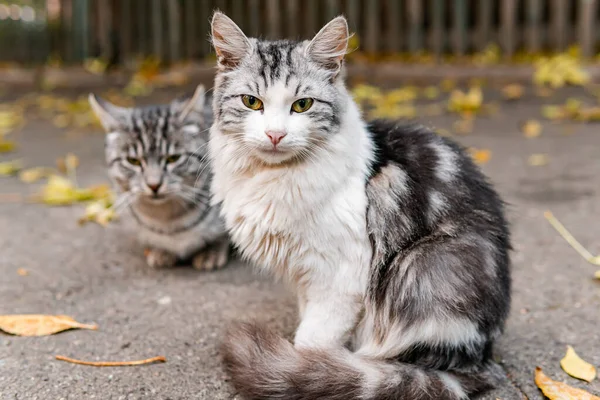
[294,289,362,349]
[192,238,230,271]
[144,248,177,268]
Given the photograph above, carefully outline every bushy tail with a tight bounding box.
[222,322,499,400]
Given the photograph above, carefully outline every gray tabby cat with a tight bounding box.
[89,86,230,270]
[209,12,511,400]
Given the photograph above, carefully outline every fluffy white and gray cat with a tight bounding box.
[89,87,230,271]
[209,12,511,400]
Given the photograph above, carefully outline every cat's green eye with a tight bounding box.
[126,157,142,166]
[241,95,263,111]
[166,154,181,164]
[291,98,314,113]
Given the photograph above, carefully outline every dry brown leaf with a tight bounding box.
[16,268,28,276]
[535,367,600,400]
[0,315,97,336]
[528,154,549,167]
[502,84,525,100]
[55,355,166,367]
[469,148,492,165]
[561,346,597,382]
[522,120,542,138]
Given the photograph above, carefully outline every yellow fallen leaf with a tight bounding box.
[0,315,97,336]
[448,87,483,116]
[528,153,549,167]
[441,78,456,92]
[561,346,597,382]
[19,167,55,183]
[79,198,117,227]
[83,58,108,75]
[422,86,440,100]
[469,148,492,165]
[0,139,17,152]
[535,367,600,400]
[522,120,542,138]
[39,175,94,205]
[542,105,565,121]
[16,268,28,276]
[0,159,22,175]
[502,84,524,100]
[595,270,600,279]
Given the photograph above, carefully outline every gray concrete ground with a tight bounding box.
[1,86,600,400]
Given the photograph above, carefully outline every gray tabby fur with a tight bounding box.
[89,86,230,270]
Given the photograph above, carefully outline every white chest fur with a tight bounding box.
[210,112,375,293]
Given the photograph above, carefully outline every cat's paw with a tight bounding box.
[144,248,177,269]
[192,241,229,271]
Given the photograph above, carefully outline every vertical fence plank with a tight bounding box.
[231,0,245,32]
[167,0,181,62]
[199,1,212,58]
[345,0,360,36]
[151,0,163,59]
[386,0,401,53]
[407,0,423,52]
[72,0,90,62]
[184,0,196,59]
[306,0,320,36]
[525,0,543,53]
[452,0,467,55]
[365,0,379,53]
[247,0,261,38]
[326,0,339,19]
[97,0,112,60]
[266,0,280,39]
[551,0,568,51]
[286,0,299,38]
[578,0,598,58]
[501,0,517,59]
[59,0,73,62]
[476,0,492,51]
[429,0,445,59]
[120,0,132,62]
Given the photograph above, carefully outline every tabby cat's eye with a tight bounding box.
[241,95,263,110]
[166,154,181,164]
[126,157,142,166]
[291,98,314,113]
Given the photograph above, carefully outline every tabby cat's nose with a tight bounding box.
[147,183,161,193]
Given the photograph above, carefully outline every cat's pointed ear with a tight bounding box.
[173,84,206,124]
[306,16,350,76]
[211,12,251,70]
[88,94,130,131]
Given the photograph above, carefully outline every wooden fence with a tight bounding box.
[1,0,600,65]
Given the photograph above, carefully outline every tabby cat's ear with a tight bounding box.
[211,12,251,70]
[172,84,206,124]
[306,16,350,76]
[88,94,130,132]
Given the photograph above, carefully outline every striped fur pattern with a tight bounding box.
[209,12,511,400]
[89,86,230,270]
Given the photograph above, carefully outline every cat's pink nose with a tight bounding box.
[265,131,286,146]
